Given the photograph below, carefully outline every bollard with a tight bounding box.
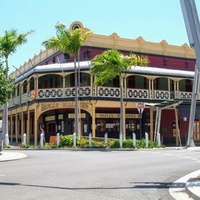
[73,133,76,147]
[119,132,123,148]
[5,134,9,146]
[57,132,60,147]
[104,132,108,146]
[40,133,44,147]
[23,133,27,146]
[157,132,161,147]
[89,132,92,147]
[132,132,136,147]
[145,132,149,148]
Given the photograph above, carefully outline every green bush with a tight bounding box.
[44,143,56,148]
[60,135,73,147]
[3,145,10,148]
[135,139,157,148]
[92,140,105,148]
[148,140,157,148]
[109,139,120,148]
[136,139,146,148]
[123,139,134,148]
[38,135,159,149]
[21,144,30,148]
[77,138,88,148]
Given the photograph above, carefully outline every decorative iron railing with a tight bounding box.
[38,88,64,99]
[154,90,170,100]
[6,87,196,109]
[97,87,120,98]
[126,89,149,99]
[178,91,192,99]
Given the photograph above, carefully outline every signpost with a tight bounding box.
[136,102,145,114]
[180,0,200,147]
[136,102,145,139]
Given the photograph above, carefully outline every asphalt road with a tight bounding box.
[0,148,200,200]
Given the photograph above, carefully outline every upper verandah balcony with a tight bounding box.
[8,61,195,107]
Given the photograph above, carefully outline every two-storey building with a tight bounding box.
[1,21,199,146]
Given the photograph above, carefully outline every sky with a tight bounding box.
[1,0,200,72]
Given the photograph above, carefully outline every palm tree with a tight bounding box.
[0,61,13,106]
[42,23,91,138]
[91,49,148,145]
[0,29,33,144]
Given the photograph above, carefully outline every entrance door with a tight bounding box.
[45,121,57,142]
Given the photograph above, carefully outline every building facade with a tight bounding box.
[1,21,199,146]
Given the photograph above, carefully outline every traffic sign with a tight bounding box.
[136,102,145,114]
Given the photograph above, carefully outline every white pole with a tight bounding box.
[73,133,76,147]
[89,132,92,147]
[5,133,9,146]
[145,132,149,148]
[23,133,26,146]
[40,133,44,147]
[132,132,136,147]
[119,132,123,148]
[104,132,108,146]
[157,132,161,147]
[57,132,60,147]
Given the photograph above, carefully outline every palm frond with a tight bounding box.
[42,23,92,56]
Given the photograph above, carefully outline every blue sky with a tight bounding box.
[1,0,200,72]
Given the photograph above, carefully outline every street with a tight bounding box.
[0,148,200,200]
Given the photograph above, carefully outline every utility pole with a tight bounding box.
[180,0,200,147]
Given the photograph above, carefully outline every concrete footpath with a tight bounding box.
[0,151,27,162]
[0,148,199,200]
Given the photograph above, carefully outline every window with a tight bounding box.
[96,119,106,132]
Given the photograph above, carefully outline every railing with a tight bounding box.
[177,91,192,99]
[37,87,92,99]
[97,87,120,98]
[153,90,171,100]
[126,89,149,99]
[38,88,64,99]
[5,87,196,109]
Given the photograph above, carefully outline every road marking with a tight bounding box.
[0,174,5,177]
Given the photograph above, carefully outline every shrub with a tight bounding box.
[92,140,105,148]
[148,140,157,148]
[3,145,10,148]
[44,143,56,148]
[136,139,146,148]
[21,144,30,148]
[109,139,120,148]
[136,139,158,148]
[77,138,88,148]
[123,139,134,148]
[60,135,73,147]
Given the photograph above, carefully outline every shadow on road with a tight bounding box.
[0,181,185,190]
[130,182,186,189]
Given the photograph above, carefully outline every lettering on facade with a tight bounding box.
[62,102,74,108]
[40,102,90,113]
[41,103,59,112]
[96,113,140,118]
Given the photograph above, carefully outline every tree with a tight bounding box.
[42,23,91,138]
[0,29,33,71]
[91,49,149,142]
[0,29,33,144]
[0,61,13,106]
